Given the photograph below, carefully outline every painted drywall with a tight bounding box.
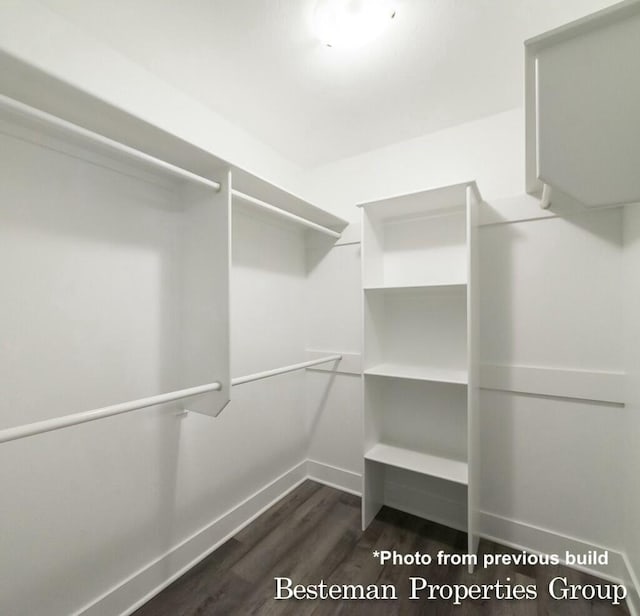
[302,108,525,221]
[478,205,625,554]
[228,202,309,496]
[305,235,362,477]
[0,125,192,616]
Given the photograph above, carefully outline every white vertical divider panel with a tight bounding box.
[181,170,231,417]
[466,185,481,570]
[361,206,384,529]
[361,206,383,288]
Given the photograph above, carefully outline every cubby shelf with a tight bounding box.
[364,363,468,385]
[365,443,468,485]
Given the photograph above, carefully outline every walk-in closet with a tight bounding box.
[1,1,639,615]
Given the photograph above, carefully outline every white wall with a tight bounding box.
[0,123,189,616]
[305,233,363,488]
[478,205,625,555]
[303,108,525,221]
[229,203,309,490]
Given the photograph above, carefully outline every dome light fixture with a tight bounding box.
[313,0,397,49]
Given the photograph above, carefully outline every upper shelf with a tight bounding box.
[360,182,479,288]
[358,181,480,222]
[231,169,347,236]
[0,52,348,233]
[0,94,222,192]
[525,1,640,208]
[1,51,231,187]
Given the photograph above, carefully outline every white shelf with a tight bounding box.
[364,282,466,293]
[365,443,468,485]
[358,182,476,220]
[231,167,348,235]
[364,363,467,385]
[0,95,222,192]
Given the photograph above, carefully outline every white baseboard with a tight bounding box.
[73,461,639,616]
[478,510,640,615]
[477,510,628,583]
[75,460,308,616]
[306,459,362,495]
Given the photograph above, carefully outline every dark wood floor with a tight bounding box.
[134,480,629,615]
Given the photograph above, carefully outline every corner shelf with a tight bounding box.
[365,443,468,485]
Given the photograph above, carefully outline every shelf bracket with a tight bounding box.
[539,183,552,209]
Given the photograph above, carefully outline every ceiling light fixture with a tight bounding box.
[313,0,397,49]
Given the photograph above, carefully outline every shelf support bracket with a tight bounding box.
[540,183,552,209]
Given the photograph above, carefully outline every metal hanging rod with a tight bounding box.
[232,189,341,239]
[0,382,222,445]
[0,95,222,192]
[231,354,342,387]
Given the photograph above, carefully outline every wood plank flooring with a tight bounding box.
[133,480,630,616]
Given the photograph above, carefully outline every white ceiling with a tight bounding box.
[37,0,619,168]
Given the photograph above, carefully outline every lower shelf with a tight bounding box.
[365,443,468,485]
[364,363,468,384]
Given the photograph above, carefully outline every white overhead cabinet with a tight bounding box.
[360,182,481,559]
[526,1,640,208]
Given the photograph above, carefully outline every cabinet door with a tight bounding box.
[526,3,640,208]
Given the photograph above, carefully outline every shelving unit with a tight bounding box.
[360,181,481,562]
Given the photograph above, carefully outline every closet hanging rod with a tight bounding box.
[0,95,222,192]
[231,354,342,386]
[0,382,222,445]
[232,189,341,239]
